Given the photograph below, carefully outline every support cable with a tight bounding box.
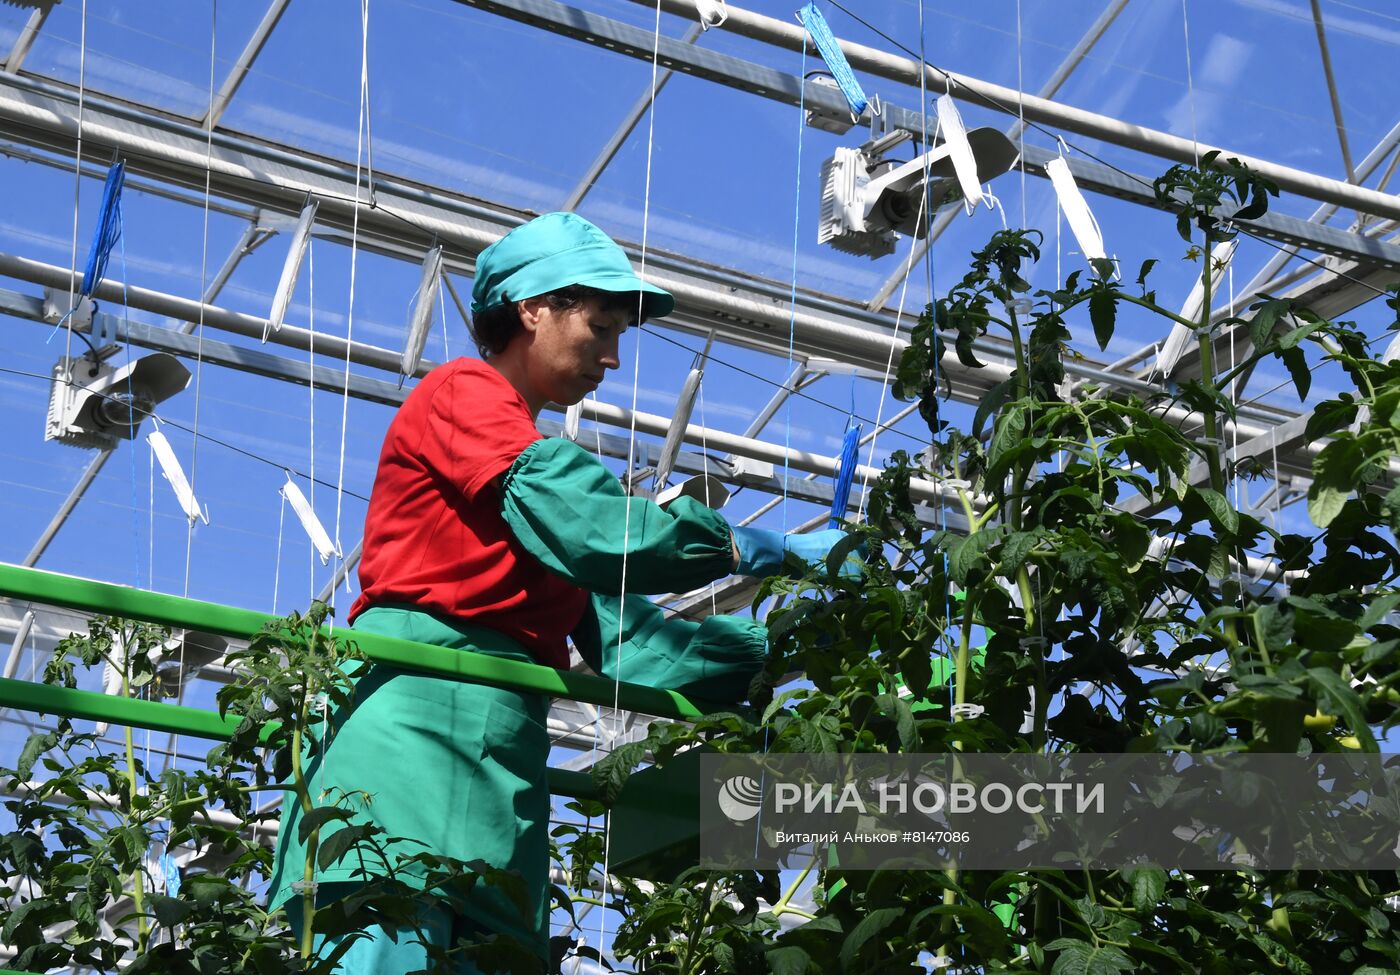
[332,0,373,619]
[592,0,665,961]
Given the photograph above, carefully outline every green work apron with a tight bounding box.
[268,605,552,958]
[268,437,769,961]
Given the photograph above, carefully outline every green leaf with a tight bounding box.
[987,404,1028,480]
[317,822,374,872]
[148,893,194,928]
[839,906,903,969]
[2,897,47,942]
[1196,487,1240,535]
[1125,866,1166,912]
[1308,440,1358,528]
[765,945,812,975]
[15,729,60,780]
[1089,287,1117,351]
[1135,259,1158,288]
[999,530,1041,575]
[1360,592,1400,630]
[948,529,1000,585]
[1279,345,1311,401]
[1306,666,1376,749]
[883,692,918,753]
[1304,398,1358,442]
[972,379,1014,438]
[1045,937,1136,975]
[297,804,355,844]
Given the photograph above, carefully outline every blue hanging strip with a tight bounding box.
[797,3,868,119]
[159,850,182,897]
[80,160,126,299]
[829,422,862,528]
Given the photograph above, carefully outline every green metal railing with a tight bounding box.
[0,561,747,799]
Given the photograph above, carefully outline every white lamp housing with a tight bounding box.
[46,352,191,450]
[818,127,1018,258]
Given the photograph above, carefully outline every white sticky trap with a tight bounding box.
[935,95,985,213]
[653,367,703,493]
[265,198,319,342]
[1045,156,1107,265]
[147,429,208,525]
[564,401,583,442]
[281,475,339,565]
[401,245,443,381]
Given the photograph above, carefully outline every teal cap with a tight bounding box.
[470,212,674,320]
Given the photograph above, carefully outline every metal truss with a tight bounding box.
[474,0,1400,222]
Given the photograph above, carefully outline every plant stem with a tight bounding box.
[1006,302,1030,533]
[1019,567,1048,751]
[771,856,815,918]
[1195,236,1226,497]
[120,652,149,950]
[680,875,717,975]
[290,691,317,959]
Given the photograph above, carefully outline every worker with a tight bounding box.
[266,212,852,973]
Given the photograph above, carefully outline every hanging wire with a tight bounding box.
[781,27,810,537]
[1016,0,1027,230]
[331,0,374,621]
[307,238,319,606]
[272,489,287,615]
[182,0,219,603]
[63,0,88,375]
[592,0,666,959]
[1180,0,1200,167]
[851,0,937,524]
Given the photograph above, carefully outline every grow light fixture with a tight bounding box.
[817,126,1018,259]
[45,351,191,450]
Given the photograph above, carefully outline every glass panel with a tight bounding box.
[21,1,265,118]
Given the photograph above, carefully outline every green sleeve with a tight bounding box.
[501,438,735,596]
[572,592,767,703]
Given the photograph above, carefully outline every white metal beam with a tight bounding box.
[203,0,292,129]
[1,2,52,75]
[601,0,1400,222]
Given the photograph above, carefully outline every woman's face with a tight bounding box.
[518,294,630,412]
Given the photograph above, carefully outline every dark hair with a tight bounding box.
[469,285,642,358]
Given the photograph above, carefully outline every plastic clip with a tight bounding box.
[1005,298,1032,315]
[951,702,985,720]
[1018,636,1047,650]
[290,880,319,895]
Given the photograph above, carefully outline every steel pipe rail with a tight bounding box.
[614,0,1400,223]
